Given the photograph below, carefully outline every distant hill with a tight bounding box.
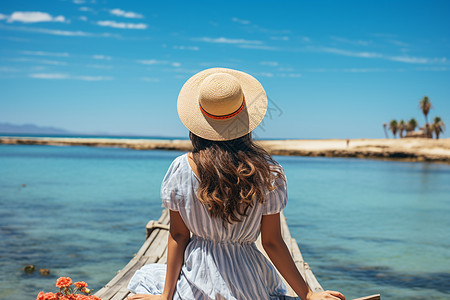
[0,122,72,135]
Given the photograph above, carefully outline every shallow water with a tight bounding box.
[0,145,449,299]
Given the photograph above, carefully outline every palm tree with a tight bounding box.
[419,96,432,125]
[398,120,405,138]
[389,120,398,138]
[383,123,388,138]
[432,116,445,139]
[406,118,418,133]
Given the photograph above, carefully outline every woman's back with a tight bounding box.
[129,153,290,299]
[163,153,287,243]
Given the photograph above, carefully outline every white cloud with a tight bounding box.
[86,64,113,69]
[79,7,94,12]
[330,36,371,46]
[92,54,112,60]
[79,16,88,21]
[277,73,302,78]
[343,68,386,73]
[249,24,291,35]
[301,36,311,42]
[317,47,381,58]
[21,50,69,57]
[196,37,262,45]
[173,45,199,51]
[5,12,66,23]
[29,73,69,79]
[260,61,279,67]
[12,57,68,66]
[386,39,409,47]
[29,73,113,80]
[238,44,280,51]
[109,8,143,19]
[0,13,7,20]
[138,59,167,65]
[388,55,446,64]
[307,68,396,73]
[253,72,273,78]
[416,67,449,71]
[0,24,121,38]
[38,60,67,66]
[97,20,147,29]
[137,59,180,67]
[232,17,251,25]
[141,77,160,82]
[76,75,113,81]
[73,0,85,4]
[34,28,90,36]
[30,66,46,71]
[270,36,290,41]
[315,46,447,64]
[0,66,20,72]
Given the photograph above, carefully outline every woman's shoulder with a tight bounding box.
[162,153,189,179]
[269,160,286,179]
[160,154,190,210]
[168,153,188,168]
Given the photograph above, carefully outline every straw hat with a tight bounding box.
[177,68,267,141]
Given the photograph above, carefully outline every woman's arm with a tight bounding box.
[261,213,345,300]
[161,210,190,299]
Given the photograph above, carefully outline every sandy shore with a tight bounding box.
[1,136,449,164]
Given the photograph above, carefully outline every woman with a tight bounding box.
[127,68,345,300]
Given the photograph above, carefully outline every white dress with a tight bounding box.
[128,153,295,300]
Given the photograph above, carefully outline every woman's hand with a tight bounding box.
[307,290,345,300]
[126,294,168,300]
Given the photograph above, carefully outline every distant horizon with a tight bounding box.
[1,121,448,140]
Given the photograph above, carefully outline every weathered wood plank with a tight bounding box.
[304,263,323,293]
[95,212,170,299]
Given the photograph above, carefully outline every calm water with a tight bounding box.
[0,145,449,299]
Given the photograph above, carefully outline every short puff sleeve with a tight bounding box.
[262,165,287,215]
[160,156,184,211]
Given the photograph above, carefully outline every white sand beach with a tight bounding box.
[1,136,449,163]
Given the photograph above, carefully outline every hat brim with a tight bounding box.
[177,68,268,141]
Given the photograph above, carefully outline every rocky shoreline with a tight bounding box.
[1,136,449,164]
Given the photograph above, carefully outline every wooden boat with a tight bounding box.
[95,209,380,300]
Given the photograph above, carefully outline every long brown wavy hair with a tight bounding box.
[189,131,285,224]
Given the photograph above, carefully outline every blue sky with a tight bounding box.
[0,0,449,139]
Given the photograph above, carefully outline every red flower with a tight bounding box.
[38,277,100,300]
[44,292,57,300]
[56,277,73,288]
[75,281,88,288]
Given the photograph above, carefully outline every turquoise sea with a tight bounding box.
[1,144,449,299]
